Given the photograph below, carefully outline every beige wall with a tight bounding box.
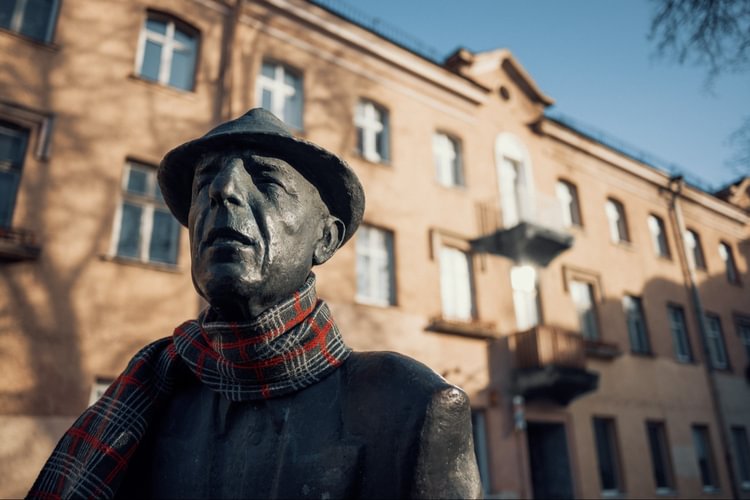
[1,0,748,497]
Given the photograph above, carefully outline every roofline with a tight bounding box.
[499,50,555,107]
[539,117,749,224]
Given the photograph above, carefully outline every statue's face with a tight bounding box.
[188,149,329,317]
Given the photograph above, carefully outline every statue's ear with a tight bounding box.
[313,215,346,265]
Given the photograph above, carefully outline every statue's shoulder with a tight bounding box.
[343,351,469,411]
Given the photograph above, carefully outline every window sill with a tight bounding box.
[352,150,391,168]
[702,486,721,494]
[425,317,497,339]
[583,339,622,360]
[610,239,634,251]
[655,487,677,496]
[127,74,197,97]
[354,296,396,309]
[630,349,655,358]
[0,27,60,50]
[100,254,182,274]
[600,489,625,499]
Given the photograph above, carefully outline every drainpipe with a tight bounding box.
[214,0,243,123]
[667,175,739,499]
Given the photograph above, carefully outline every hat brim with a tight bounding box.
[158,131,365,246]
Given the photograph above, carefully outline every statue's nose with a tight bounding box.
[209,157,247,208]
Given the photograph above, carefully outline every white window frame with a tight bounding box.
[718,242,739,284]
[667,304,692,363]
[570,279,599,340]
[134,14,197,89]
[433,132,463,187]
[355,225,395,306]
[496,133,535,228]
[2,0,59,42]
[109,161,180,265]
[439,246,475,322]
[648,214,670,258]
[623,295,650,353]
[511,265,540,331]
[605,199,629,244]
[684,229,706,270]
[256,60,303,129]
[556,180,582,228]
[355,99,388,163]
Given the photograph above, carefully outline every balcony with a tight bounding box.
[0,227,41,262]
[509,325,598,405]
[472,194,573,267]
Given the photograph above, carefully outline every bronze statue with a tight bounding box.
[29,109,481,499]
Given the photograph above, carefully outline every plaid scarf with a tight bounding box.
[28,275,350,500]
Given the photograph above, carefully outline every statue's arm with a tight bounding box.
[411,385,483,499]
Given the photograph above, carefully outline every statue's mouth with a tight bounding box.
[203,227,256,248]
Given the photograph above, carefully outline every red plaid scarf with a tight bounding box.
[28,275,350,500]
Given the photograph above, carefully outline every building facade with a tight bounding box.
[1,0,749,497]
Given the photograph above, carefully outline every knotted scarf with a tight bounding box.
[28,275,350,500]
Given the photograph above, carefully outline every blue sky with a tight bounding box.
[319,0,749,191]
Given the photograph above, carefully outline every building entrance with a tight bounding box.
[527,421,574,499]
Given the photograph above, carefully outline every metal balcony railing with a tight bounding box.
[0,226,41,261]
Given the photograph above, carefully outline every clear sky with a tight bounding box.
[317,0,750,191]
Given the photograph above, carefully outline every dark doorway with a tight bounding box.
[527,421,574,499]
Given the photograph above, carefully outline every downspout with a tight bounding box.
[214,0,243,123]
[667,176,739,499]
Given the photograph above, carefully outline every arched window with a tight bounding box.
[556,179,582,227]
[605,198,629,244]
[135,12,199,91]
[433,132,463,187]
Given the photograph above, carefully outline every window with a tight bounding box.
[556,180,582,227]
[623,295,651,354]
[605,198,629,243]
[439,246,474,321]
[88,377,114,406]
[511,265,539,331]
[257,61,303,130]
[355,99,389,163]
[646,421,675,492]
[112,161,180,265]
[692,425,719,491]
[355,225,395,306]
[684,229,706,270]
[737,317,750,362]
[0,0,58,42]
[719,241,740,285]
[731,426,750,490]
[704,314,729,370]
[135,14,198,91]
[570,280,599,340]
[667,304,693,362]
[500,156,526,227]
[593,417,624,494]
[433,132,463,187]
[0,121,29,228]
[471,410,492,495]
[647,214,670,258]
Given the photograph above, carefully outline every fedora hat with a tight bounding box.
[158,108,365,245]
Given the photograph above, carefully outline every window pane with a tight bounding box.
[624,296,650,353]
[571,280,599,340]
[647,422,674,490]
[174,27,195,48]
[692,425,718,488]
[19,0,54,41]
[284,71,304,130]
[593,418,621,492]
[732,427,750,485]
[0,171,21,227]
[705,315,728,369]
[376,107,390,161]
[440,247,473,321]
[146,17,167,35]
[116,203,143,258]
[471,411,491,494]
[0,2,14,30]
[149,209,179,264]
[140,39,162,81]
[355,226,394,305]
[169,45,196,90]
[668,305,692,362]
[511,265,539,331]
[126,167,149,195]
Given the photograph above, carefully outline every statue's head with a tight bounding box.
[157,108,365,318]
